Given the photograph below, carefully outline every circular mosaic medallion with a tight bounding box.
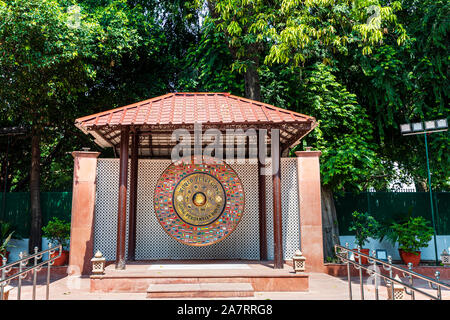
[173,172,226,226]
[154,156,245,246]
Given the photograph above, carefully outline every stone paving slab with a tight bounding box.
[147,283,254,298]
[148,283,254,292]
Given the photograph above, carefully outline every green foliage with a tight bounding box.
[325,254,341,263]
[201,0,409,191]
[339,0,450,190]
[377,206,413,242]
[258,61,382,191]
[265,0,406,64]
[42,217,71,249]
[0,0,139,119]
[178,19,244,94]
[348,211,379,247]
[204,0,272,70]
[259,65,305,110]
[296,63,379,191]
[0,0,448,199]
[0,221,15,255]
[200,0,406,67]
[0,0,168,191]
[385,216,434,254]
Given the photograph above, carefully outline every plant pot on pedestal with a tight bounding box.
[348,211,380,265]
[50,250,69,266]
[42,217,71,267]
[399,249,421,267]
[354,248,370,264]
[382,216,434,268]
[0,251,10,266]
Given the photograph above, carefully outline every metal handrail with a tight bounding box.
[0,244,62,300]
[335,243,450,300]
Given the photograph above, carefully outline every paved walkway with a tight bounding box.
[4,273,449,300]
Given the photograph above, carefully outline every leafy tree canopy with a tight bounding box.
[0,0,448,194]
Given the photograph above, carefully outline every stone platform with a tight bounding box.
[90,260,309,296]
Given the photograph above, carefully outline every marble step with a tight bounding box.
[147,282,255,298]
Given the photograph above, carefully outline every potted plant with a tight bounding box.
[387,216,433,266]
[348,211,379,264]
[0,221,16,265]
[42,217,71,266]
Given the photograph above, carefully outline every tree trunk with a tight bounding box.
[244,61,261,101]
[12,136,65,191]
[29,128,42,253]
[321,185,340,261]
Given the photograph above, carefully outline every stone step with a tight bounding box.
[147,282,255,298]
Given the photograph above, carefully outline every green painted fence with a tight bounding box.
[0,192,72,238]
[335,192,450,235]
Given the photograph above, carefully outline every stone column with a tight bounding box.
[69,151,100,275]
[295,150,324,272]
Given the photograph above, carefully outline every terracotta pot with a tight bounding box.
[353,248,370,264]
[399,249,421,267]
[51,250,69,266]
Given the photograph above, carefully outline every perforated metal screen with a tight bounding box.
[93,158,300,260]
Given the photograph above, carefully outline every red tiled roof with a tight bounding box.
[75,92,317,154]
[75,92,314,128]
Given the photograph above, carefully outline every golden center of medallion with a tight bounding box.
[192,192,207,207]
[173,172,226,226]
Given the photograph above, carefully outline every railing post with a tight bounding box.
[435,271,441,300]
[408,263,415,300]
[388,255,394,300]
[18,252,23,300]
[357,246,364,300]
[0,257,6,300]
[46,243,52,300]
[344,243,352,300]
[32,246,38,300]
[371,250,379,300]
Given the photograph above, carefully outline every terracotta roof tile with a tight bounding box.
[75,92,315,129]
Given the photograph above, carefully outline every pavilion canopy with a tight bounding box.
[75,92,317,157]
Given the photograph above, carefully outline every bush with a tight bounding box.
[0,221,17,256]
[348,211,379,248]
[42,217,70,250]
[390,216,434,254]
